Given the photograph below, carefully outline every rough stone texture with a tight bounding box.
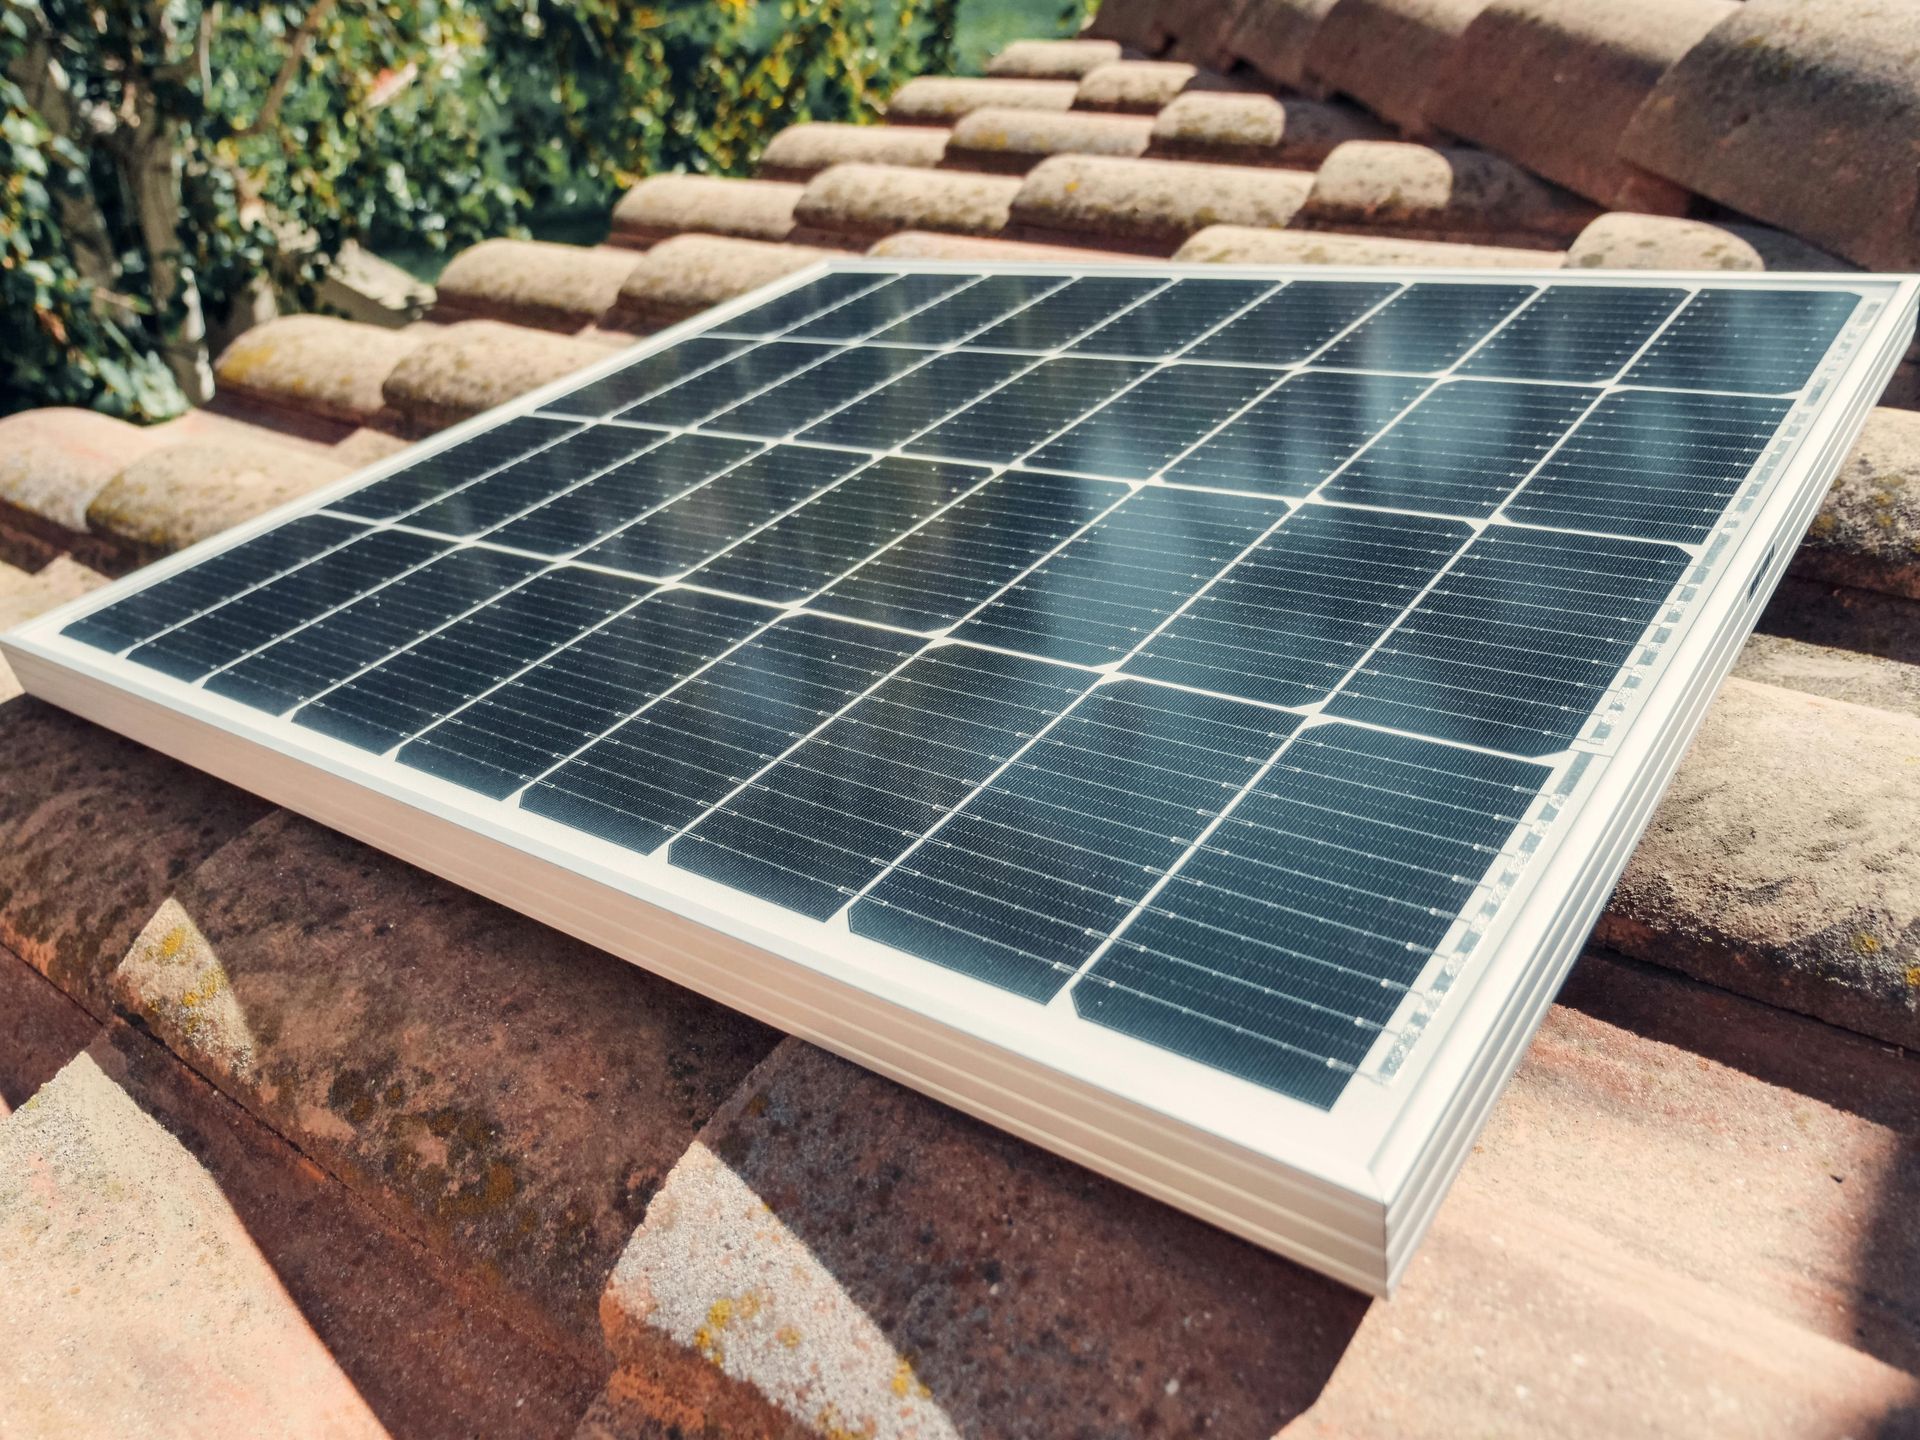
[106,810,779,1362]
[1071,59,1230,114]
[759,123,952,182]
[380,319,608,434]
[0,1022,602,1439]
[1009,154,1313,253]
[1622,0,1920,272]
[0,945,95,1117]
[1792,409,1920,603]
[84,437,351,562]
[793,164,1023,243]
[1599,678,1920,1053]
[1083,0,1173,54]
[1299,140,1598,245]
[604,234,834,333]
[1566,212,1858,272]
[1176,223,1557,266]
[945,107,1154,173]
[0,558,109,703]
[1425,0,1735,210]
[212,315,422,427]
[1152,0,1259,69]
[984,38,1125,79]
[330,424,413,468]
[433,239,640,332]
[1221,0,1341,94]
[0,407,169,537]
[610,175,805,247]
[1304,0,1491,138]
[1759,575,1920,689]
[1146,91,1388,168]
[1734,631,1920,720]
[883,77,1077,126]
[865,230,1132,262]
[0,699,272,1015]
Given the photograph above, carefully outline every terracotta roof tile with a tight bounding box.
[984,37,1127,79]
[0,558,105,702]
[1622,0,1920,272]
[1795,408,1920,602]
[1081,0,1174,54]
[864,229,1135,261]
[792,163,1023,243]
[1070,59,1235,114]
[1147,91,1389,168]
[603,234,834,333]
[1734,626,1920,720]
[944,106,1154,173]
[757,122,950,182]
[882,76,1078,126]
[1154,0,1263,69]
[432,238,641,332]
[1176,223,1560,265]
[1009,153,1314,253]
[609,175,805,247]
[0,408,169,536]
[1304,0,1493,139]
[1299,139,1599,244]
[82,437,350,563]
[212,315,423,427]
[1425,0,1734,211]
[1220,0,1341,93]
[1565,212,1859,272]
[379,319,609,434]
[329,425,412,468]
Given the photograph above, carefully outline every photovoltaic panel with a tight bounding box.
[20,260,1906,1298]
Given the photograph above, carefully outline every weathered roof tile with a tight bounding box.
[1795,408,1920,602]
[0,558,105,703]
[944,106,1154,172]
[0,408,168,536]
[984,37,1126,79]
[757,122,950,182]
[1566,212,1858,272]
[212,315,422,428]
[1010,153,1313,253]
[432,239,640,332]
[1428,0,1733,211]
[1299,139,1599,244]
[1220,0,1341,94]
[1147,91,1388,167]
[883,76,1078,125]
[603,234,833,333]
[1071,59,1233,114]
[1623,0,1920,272]
[864,230,1133,261]
[380,320,608,434]
[609,175,805,247]
[792,163,1022,243]
[1304,0,1492,138]
[1082,0,1174,54]
[82,437,349,562]
[1177,223,1560,265]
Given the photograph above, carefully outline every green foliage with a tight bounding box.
[1,0,1075,421]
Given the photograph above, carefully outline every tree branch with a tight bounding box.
[230,0,336,138]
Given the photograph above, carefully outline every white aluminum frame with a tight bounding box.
[8,261,1914,1294]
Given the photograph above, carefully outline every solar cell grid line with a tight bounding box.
[520,613,926,854]
[812,470,1131,632]
[538,336,750,419]
[484,432,766,558]
[1065,279,1276,359]
[1182,279,1402,367]
[1159,371,1431,498]
[707,270,893,337]
[1072,723,1553,1108]
[668,647,1096,919]
[1316,380,1600,518]
[1325,525,1693,756]
[1123,506,1473,707]
[62,513,366,655]
[701,344,935,439]
[850,680,1301,1001]
[1501,390,1795,544]
[394,586,775,799]
[963,274,1171,352]
[906,356,1152,465]
[690,455,991,603]
[125,528,451,683]
[293,567,656,755]
[867,272,1074,347]
[784,271,985,341]
[203,546,545,716]
[614,340,843,427]
[797,349,1038,452]
[954,486,1292,666]
[402,425,671,538]
[1316,282,1539,374]
[578,443,868,579]
[1023,362,1281,480]
[1624,286,1863,394]
[1456,284,1688,384]
[329,414,581,522]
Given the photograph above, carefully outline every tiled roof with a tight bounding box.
[4,1,1920,1434]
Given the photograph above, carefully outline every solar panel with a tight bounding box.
[9,260,1912,1296]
